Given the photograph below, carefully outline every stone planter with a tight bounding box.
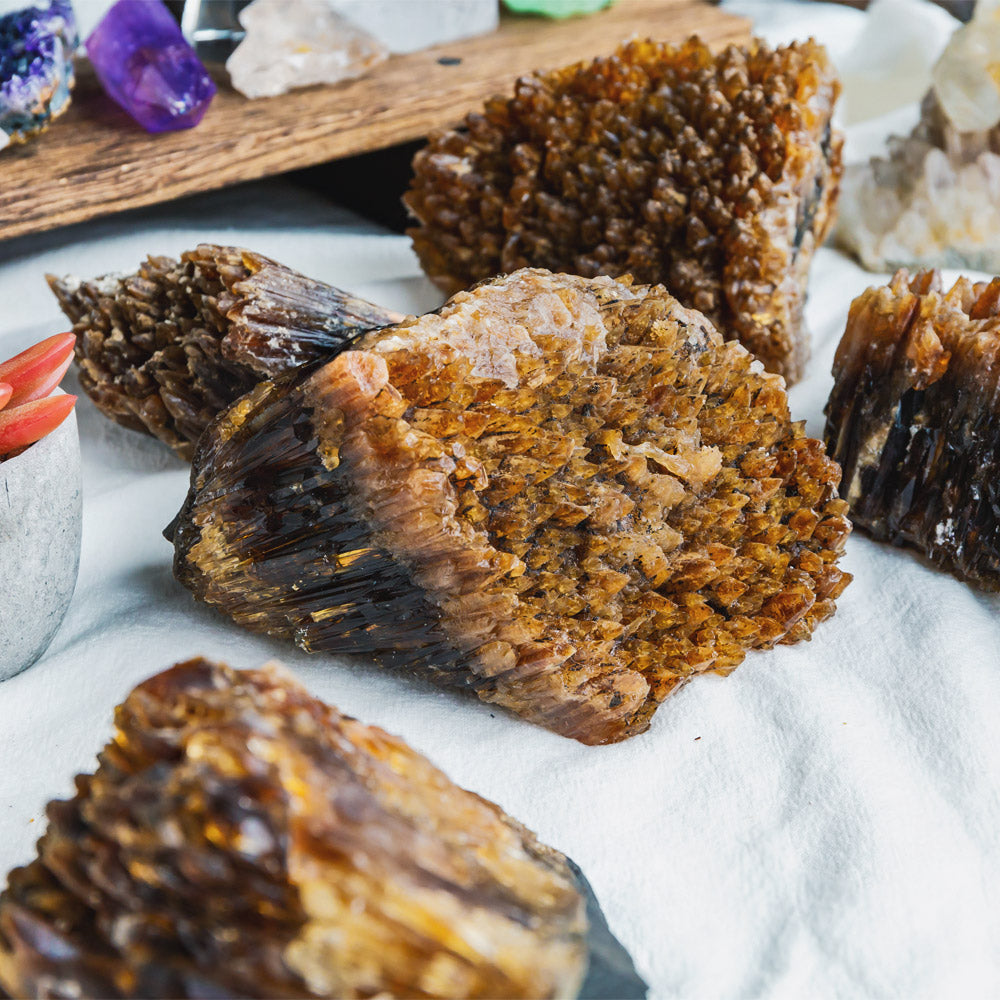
[0,395,81,681]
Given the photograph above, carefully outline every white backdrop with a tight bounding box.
[2,3,999,997]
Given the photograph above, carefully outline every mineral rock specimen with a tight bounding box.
[49,244,402,460]
[0,0,77,147]
[0,658,588,998]
[405,38,843,383]
[837,2,1000,272]
[226,0,387,100]
[86,0,216,132]
[825,269,1000,590]
[170,269,852,744]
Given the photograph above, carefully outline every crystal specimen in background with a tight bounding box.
[502,0,611,16]
[0,658,591,998]
[48,244,403,460]
[824,269,1000,590]
[169,268,851,745]
[226,0,387,100]
[328,0,497,55]
[837,1,1000,272]
[405,37,843,384]
[0,0,77,147]
[85,0,216,132]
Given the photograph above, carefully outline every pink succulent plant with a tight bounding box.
[0,333,77,460]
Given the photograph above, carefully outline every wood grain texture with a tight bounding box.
[0,0,749,243]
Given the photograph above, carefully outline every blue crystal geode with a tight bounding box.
[0,0,77,147]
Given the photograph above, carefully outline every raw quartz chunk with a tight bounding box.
[825,269,1000,589]
[225,0,388,100]
[405,37,843,383]
[170,269,852,745]
[48,244,402,460]
[838,1,1000,273]
[0,658,588,999]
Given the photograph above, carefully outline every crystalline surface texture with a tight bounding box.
[405,37,843,383]
[825,269,1000,590]
[170,270,852,745]
[85,0,215,133]
[0,0,77,143]
[0,658,587,999]
[48,244,402,460]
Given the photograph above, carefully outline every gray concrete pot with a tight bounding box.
[0,396,82,681]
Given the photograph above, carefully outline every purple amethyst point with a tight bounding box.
[0,0,78,146]
[86,0,216,133]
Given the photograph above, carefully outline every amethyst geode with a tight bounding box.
[86,0,215,133]
[0,0,77,147]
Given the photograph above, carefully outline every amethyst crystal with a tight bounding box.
[85,0,216,133]
[0,0,77,147]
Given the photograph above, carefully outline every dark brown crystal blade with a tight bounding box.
[824,268,1000,589]
[405,37,843,383]
[0,658,587,999]
[48,244,403,460]
[170,269,851,744]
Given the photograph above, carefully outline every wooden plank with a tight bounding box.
[0,0,749,243]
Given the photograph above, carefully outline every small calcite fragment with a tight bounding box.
[226,0,387,100]
[405,37,843,383]
[838,2,1000,273]
[48,244,403,460]
[86,0,216,132]
[0,0,77,147]
[169,269,852,744]
[0,658,589,999]
[824,269,1000,589]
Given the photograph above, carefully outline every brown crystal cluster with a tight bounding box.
[405,37,843,382]
[824,269,1000,589]
[0,659,587,999]
[170,270,851,745]
[48,244,401,460]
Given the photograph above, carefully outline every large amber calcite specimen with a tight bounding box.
[405,37,843,382]
[48,244,401,460]
[0,658,588,999]
[170,269,851,744]
[824,269,1000,589]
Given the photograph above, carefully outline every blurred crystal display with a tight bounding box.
[838,0,1000,271]
[502,0,611,16]
[0,0,77,147]
[328,0,497,54]
[85,0,216,132]
[225,0,387,99]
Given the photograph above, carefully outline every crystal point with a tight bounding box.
[86,0,215,132]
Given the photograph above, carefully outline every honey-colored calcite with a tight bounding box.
[170,270,851,744]
[825,269,1000,589]
[48,244,402,460]
[0,659,587,999]
[405,37,843,382]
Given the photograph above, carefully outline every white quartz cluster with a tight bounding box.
[838,0,1000,272]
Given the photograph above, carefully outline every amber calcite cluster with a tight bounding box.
[405,37,843,382]
[0,659,587,999]
[825,269,1000,589]
[170,269,851,745]
[48,244,401,460]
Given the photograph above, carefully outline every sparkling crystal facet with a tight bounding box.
[85,0,216,133]
[0,0,77,146]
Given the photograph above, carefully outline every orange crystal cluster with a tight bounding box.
[171,270,851,744]
[0,659,587,999]
[406,38,843,382]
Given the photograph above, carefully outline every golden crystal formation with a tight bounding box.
[170,269,851,744]
[0,659,587,999]
[825,269,1000,589]
[48,244,402,460]
[405,38,843,382]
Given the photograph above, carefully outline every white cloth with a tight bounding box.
[2,3,999,998]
